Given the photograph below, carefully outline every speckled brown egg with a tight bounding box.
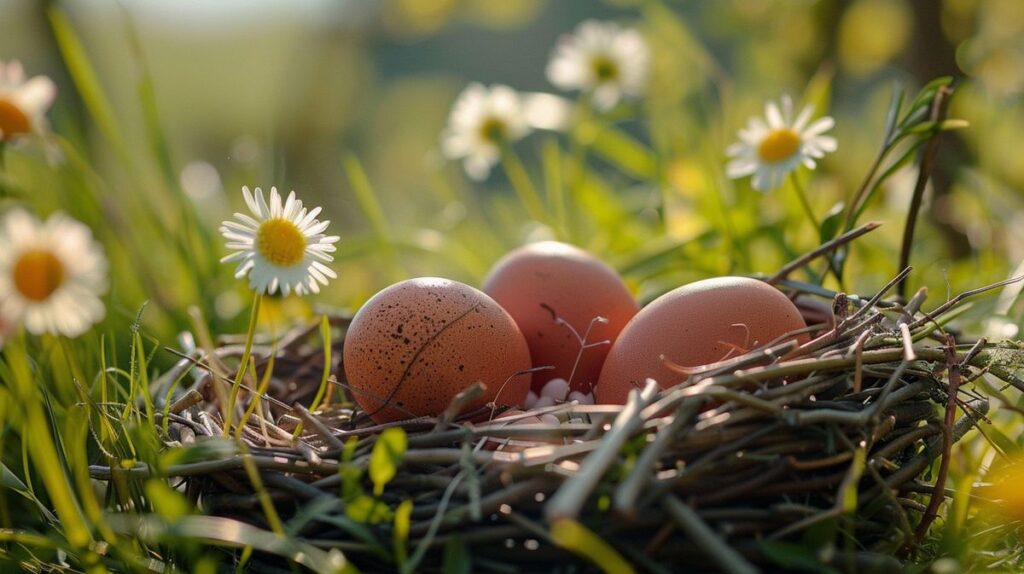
[343,277,532,424]
[595,276,807,404]
[483,241,639,395]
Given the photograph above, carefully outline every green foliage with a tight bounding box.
[370,427,407,497]
[550,518,635,574]
[393,499,413,568]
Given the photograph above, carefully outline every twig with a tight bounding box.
[908,335,960,551]
[664,496,759,574]
[897,83,954,300]
[545,380,660,521]
[765,221,882,285]
[615,400,700,514]
[292,404,345,450]
[909,275,1024,330]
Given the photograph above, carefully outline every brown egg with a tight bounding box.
[343,277,532,424]
[483,241,639,395]
[595,276,808,404]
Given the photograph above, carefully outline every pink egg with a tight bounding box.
[595,277,808,404]
[483,241,639,394]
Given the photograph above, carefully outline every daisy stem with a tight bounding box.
[500,144,547,223]
[294,315,333,439]
[790,172,821,231]
[224,292,262,437]
[235,351,274,441]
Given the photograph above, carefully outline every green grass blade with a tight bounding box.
[47,6,130,164]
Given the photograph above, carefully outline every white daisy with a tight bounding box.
[726,96,837,192]
[546,20,649,111]
[220,186,339,296]
[0,60,56,142]
[0,210,108,337]
[441,83,530,181]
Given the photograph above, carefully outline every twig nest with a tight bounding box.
[343,277,531,423]
[483,241,639,393]
[596,276,807,404]
[481,409,562,452]
[795,295,836,331]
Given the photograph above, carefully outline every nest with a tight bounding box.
[99,250,1024,573]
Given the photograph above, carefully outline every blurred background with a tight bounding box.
[1,0,1023,343]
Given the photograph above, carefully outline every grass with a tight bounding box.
[2,1,1024,572]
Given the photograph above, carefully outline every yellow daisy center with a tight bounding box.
[757,129,802,163]
[256,218,306,267]
[13,249,65,302]
[0,99,32,141]
[478,117,507,144]
[591,55,619,82]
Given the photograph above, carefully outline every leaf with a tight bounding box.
[850,136,927,225]
[905,76,954,116]
[370,427,407,496]
[0,462,57,522]
[144,479,192,520]
[345,495,393,525]
[837,448,867,514]
[818,201,845,244]
[550,518,635,574]
[882,84,905,144]
[393,499,413,567]
[939,119,970,131]
[47,6,129,163]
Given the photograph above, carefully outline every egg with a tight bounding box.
[483,241,639,395]
[343,277,532,424]
[595,276,807,404]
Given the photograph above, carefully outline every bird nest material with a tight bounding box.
[98,240,1024,574]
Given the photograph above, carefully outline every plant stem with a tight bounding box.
[500,144,547,223]
[294,316,334,439]
[898,84,953,300]
[790,172,821,230]
[766,221,881,285]
[224,292,262,436]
